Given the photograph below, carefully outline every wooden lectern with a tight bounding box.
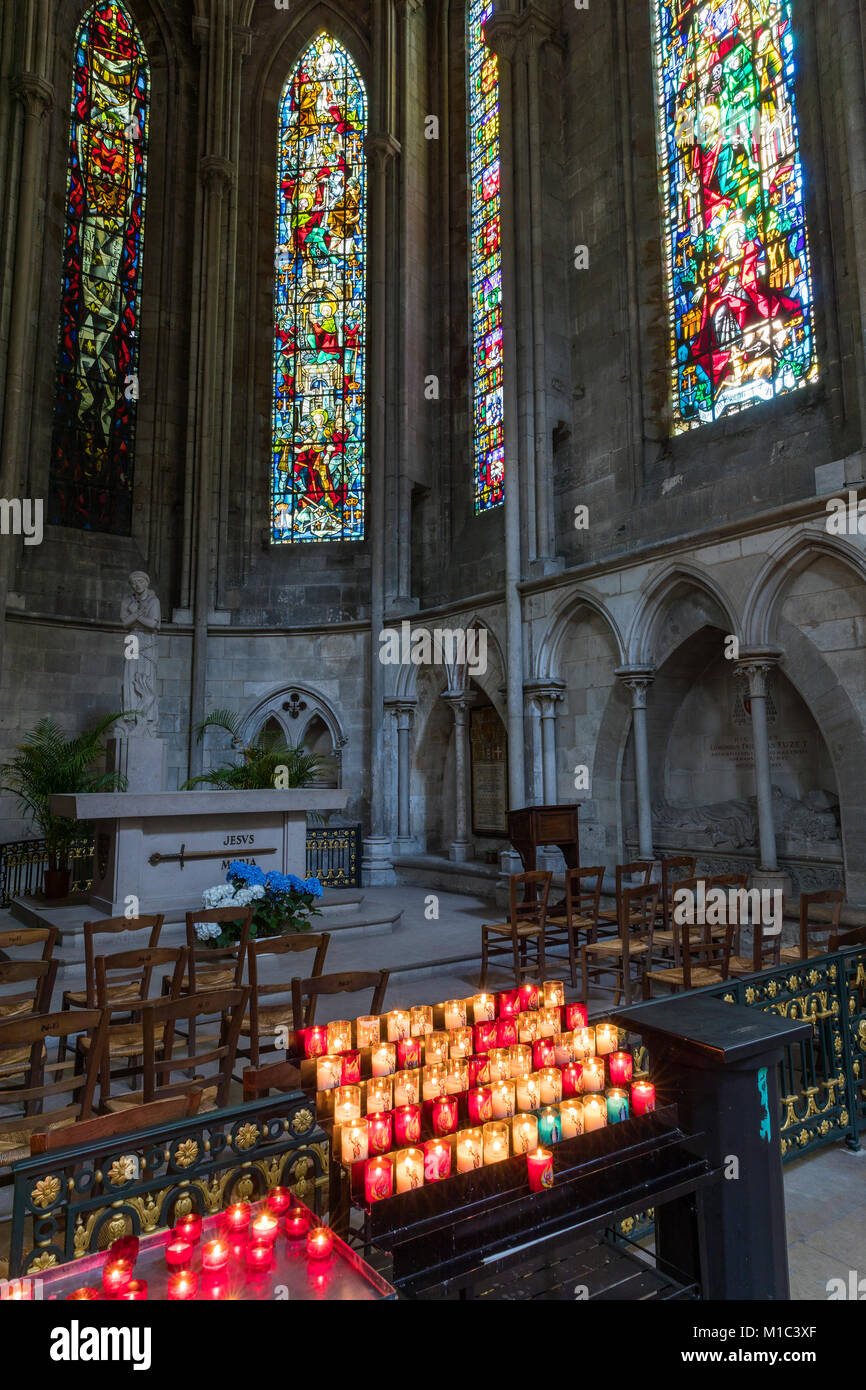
[506,805,580,908]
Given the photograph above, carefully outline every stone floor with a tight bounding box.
[1,882,864,1299]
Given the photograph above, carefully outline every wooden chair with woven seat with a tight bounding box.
[580,881,660,1007]
[645,917,734,995]
[0,957,58,1025]
[480,871,552,989]
[650,875,702,970]
[76,946,189,1108]
[596,861,655,936]
[30,1092,204,1153]
[0,1008,108,1174]
[544,867,604,988]
[705,873,749,938]
[291,970,390,1029]
[241,931,331,1068]
[57,914,164,1061]
[727,898,783,978]
[780,889,845,964]
[103,987,249,1114]
[176,906,254,1055]
[0,922,58,969]
[657,856,697,931]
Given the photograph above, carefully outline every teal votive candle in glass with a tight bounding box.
[537,1106,562,1145]
[606,1088,630,1124]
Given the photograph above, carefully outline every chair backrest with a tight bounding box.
[616,861,654,896]
[679,920,733,989]
[800,889,845,955]
[564,866,603,923]
[509,871,552,931]
[0,1009,108,1136]
[184,906,253,991]
[0,958,58,1017]
[291,970,390,1029]
[660,857,697,910]
[0,925,58,962]
[139,987,250,1108]
[82,914,164,1007]
[95,945,189,1008]
[247,931,331,1000]
[622,883,660,943]
[30,1091,203,1154]
[242,1058,301,1101]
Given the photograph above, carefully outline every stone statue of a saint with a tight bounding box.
[119,571,161,737]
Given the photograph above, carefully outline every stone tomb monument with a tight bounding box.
[49,789,349,916]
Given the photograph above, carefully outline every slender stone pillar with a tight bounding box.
[486,12,526,814]
[442,691,473,862]
[525,681,565,805]
[386,700,416,848]
[735,652,787,889]
[616,668,655,861]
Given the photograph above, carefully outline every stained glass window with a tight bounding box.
[653,0,818,432]
[272,34,367,543]
[48,1,148,534]
[468,0,504,513]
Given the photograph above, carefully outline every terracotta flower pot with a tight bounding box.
[44,869,71,900]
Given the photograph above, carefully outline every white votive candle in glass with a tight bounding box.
[371,1042,397,1077]
[456,1127,484,1173]
[511,1114,539,1155]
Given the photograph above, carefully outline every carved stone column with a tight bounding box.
[735,652,789,891]
[525,681,565,805]
[617,667,655,861]
[441,691,474,862]
[386,699,416,847]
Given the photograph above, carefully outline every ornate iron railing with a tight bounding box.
[8,1091,329,1278]
[0,824,363,905]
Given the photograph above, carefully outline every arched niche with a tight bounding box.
[240,684,347,788]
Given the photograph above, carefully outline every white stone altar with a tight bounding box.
[49,789,349,916]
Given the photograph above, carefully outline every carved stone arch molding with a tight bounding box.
[239,684,348,785]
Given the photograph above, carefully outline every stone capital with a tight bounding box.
[735,649,782,699]
[440,689,473,724]
[14,73,54,119]
[615,666,655,708]
[365,132,401,174]
[199,154,235,192]
[524,679,565,716]
[385,698,416,730]
[484,11,521,64]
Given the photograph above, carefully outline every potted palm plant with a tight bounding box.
[182,709,333,790]
[0,715,127,900]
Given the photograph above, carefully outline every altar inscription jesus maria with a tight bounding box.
[272,34,367,543]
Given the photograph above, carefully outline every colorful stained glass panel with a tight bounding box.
[653,0,818,431]
[49,1,148,533]
[469,0,504,513]
[272,34,367,543]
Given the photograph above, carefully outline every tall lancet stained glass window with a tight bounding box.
[653,0,818,432]
[48,1,148,534]
[468,0,504,513]
[272,35,367,543]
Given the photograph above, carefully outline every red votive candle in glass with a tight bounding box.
[423,1139,452,1182]
[168,1270,198,1301]
[303,1024,328,1058]
[561,1062,583,1098]
[496,1017,518,1047]
[609,1051,633,1086]
[397,1037,422,1070]
[246,1242,274,1276]
[285,1207,311,1241]
[201,1238,229,1272]
[518,982,539,1012]
[431,1094,459,1136]
[632,1080,656,1114]
[119,1279,148,1301]
[102,1259,133,1298]
[367,1110,394,1155]
[174,1213,202,1243]
[201,1272,228,1301]
[468,1054,492,1087]
[66,1287,102,1301]
[365,1157,394,1203]
[474,1021,498,1053]
[467,1085,493,1124]
[527,1147,554,1192]
[266,1186,292,1215]
[564,1002,587,1030]
[498,989,520,1018]
[251,1210,280,1245]
[165,1236,194,1269]
[394,1103,422,1146]
[221,1201,251,1236]
[532,1038,556,1070]
[0,1280,32,1300]
[340,1050,362,1085]
[306,1226,334,1262]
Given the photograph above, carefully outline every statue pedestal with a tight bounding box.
[49,789,348,916]
[108,736,167,793]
